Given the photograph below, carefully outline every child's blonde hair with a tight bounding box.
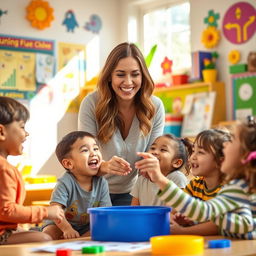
[228,117,256,193]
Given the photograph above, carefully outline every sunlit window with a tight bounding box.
[143,1,191,82]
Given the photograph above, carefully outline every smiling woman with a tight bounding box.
[78,42,165,206]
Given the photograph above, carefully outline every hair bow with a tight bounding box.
[242,151,256,164]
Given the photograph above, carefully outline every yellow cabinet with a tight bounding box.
[154,82,226,125]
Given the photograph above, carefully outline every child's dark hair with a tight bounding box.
[162,134,192,175]
[232,116,256,193]
[194,128,231,166]
[0,96,29,125]
[55,131,96,166]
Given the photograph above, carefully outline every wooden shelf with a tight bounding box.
[154,81,226,125]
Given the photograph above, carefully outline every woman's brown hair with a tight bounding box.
[95,42,155,143]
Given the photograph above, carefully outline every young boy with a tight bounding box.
[42,131,112,240]
[0,96,64,245]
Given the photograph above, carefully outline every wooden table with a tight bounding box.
[0,236,255,256]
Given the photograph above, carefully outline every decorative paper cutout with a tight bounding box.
[228,50,241,64]
[204,10,220,27]
[26,0,54,30]
[161,57,173,74]
[222,2,256,44]
[201,26,220,48]
[62,10,79,32]
[84,14,102,34]
[0,9,8,24]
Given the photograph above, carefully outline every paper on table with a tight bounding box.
[30,240,151,253]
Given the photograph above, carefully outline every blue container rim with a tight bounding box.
[88,206,171,214]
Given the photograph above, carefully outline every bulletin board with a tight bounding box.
[231,72,256,120]
[0,34,55,100]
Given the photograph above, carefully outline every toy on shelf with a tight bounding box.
[191,51,212,81]
[202,51,219,82]
[247,52,256,72]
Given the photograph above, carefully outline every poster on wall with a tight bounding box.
[57,42,86,112]
[222,2,256,44]
[0,34,54,100]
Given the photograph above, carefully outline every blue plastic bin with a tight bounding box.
[88,206,171,242]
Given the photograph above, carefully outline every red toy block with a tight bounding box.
[56,248,72,256]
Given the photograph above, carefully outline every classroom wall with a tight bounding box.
[190,0,256,120]
[120,0,256,120]
[0,0,122,177]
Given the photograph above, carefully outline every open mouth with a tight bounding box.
[88,159,99,168]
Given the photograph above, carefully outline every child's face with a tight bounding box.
[1,120,29,157]
[66,136,102,177]
[221,127,242,176]
[189,142,218,178]
[148,136,177,175]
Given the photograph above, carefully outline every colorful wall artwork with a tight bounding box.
[84,14,102,34]
[231,72,256,120]
[62,10,79,32]
[0,34,54,99]
[222,2,256,44]
[57,42,86,112]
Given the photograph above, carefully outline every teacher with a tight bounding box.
[78,42,165,206]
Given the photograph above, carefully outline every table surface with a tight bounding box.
[0,236,255,256]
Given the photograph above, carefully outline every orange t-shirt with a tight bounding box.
[0,156,48,235]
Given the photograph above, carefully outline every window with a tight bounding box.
[143,1,191,82]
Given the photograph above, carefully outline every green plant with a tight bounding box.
[145,44,157,67]
[204,51,219,69]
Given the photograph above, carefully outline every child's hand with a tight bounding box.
[172,212,194,227]
[135,152,169,190]
[170,218,186,235]
[62,227,80,239]
[47,205,64,222]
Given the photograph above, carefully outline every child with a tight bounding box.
[130,134,190,206]
[42,131,112,240]
[173,129,230,229]
[0,96,64,245]
[136,118,256,239]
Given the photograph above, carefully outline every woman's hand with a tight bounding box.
[99,156,132,176]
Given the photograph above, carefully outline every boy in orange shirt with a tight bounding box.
[0,96,64,245]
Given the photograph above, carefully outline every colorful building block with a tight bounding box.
[229,64,247,74]
[56,249,72,256]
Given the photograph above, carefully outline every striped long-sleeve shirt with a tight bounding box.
[158,178,256,239]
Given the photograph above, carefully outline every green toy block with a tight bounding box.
[229,64,247,74]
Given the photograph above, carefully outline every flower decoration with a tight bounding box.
[203,51,219,69]
[161,57,173,74]
[228,50,241,64]
[26,0,54,30]
[204,10,220,27]
[201,26,220,48]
